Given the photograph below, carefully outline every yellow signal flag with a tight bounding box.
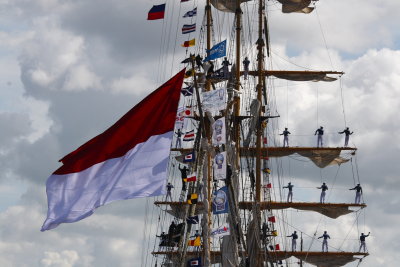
[272,230,278,236]
[188,236,201,246]
[263,168,271,174]
[181,38,196,47]
[187,193,198,204]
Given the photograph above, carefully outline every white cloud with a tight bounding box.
[64,64,101,91]
[40,250,79,267]
[111,72,156,95]
[0,0,398,266]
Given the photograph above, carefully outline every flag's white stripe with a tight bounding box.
[41,131,172,231]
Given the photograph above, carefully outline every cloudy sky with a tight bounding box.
[0,0,399,266]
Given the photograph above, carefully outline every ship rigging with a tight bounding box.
[144,0,370,266]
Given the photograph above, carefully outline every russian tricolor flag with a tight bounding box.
[41,69,185,231]
[148,4,166,20]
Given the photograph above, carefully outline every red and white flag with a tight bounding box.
[41,69,185,231]
[184,173,197,182]
[183,129,195,141]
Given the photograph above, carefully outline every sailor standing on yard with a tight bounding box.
[195,54,203,70]
[349,183,363,204]
[283,182,294,202]
[166,182,174,201]
[280,128,291,147]
[314,126,324,147]
[175,128,183,148]
[156,231,168,246]
[178,164,189,191]
[317,182,328,203]
[318,231,331,252]
[222,57,231,78]
[338,127,354,147]
[287,231,298,251]
[359,232,370,252]
[243,57,250,80]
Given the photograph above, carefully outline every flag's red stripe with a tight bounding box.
[148,11,165,20]
[54,69,185,175]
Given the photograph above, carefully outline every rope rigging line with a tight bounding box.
[337,209,364,251]
[353,153,366,206]
[165,1,177,79]
[141,198,151,266]
[314,4,334,70]
[339,76,348,127]
[157,17,167,83]
[170,1,184,76]
[316,83,319,129]
[326,164,341,203]
[302,164,342,259]
[270,50,321,71]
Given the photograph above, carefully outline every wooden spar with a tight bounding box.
[205,0,212,92]
[205,1,212,266]
[154,201,366,220]
[255,0,264,206]
[247,70,344,76]
[152,250,369,265]
[240,146,357,157]
[172,147,357,155]
[254,0,265,266]
[234,0,242,161]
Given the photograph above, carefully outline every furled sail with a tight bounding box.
[277,0,315,14]
[243,70,342,82]
[246,219,261,267]
[240,147,356,168]
[239,202,367,219]
[243,99,261,147]
[211,0,251,13]
[221,235,239,266]
[294,252,363,267]
[271,72,337,82]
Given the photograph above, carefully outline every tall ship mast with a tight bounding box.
[147,1,369,266]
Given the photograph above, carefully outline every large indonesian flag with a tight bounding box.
[41,69,185,231]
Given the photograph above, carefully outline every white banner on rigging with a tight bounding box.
[211,223,230,237]
[202,88,226,115]
[214,151,227,180]
[212,117,226,146]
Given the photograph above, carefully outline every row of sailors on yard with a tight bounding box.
[286,230,370,253]
[283,182,364,204]
[167,180,364,205]
[281,127,354,147]
[175,126,353,149]
[158,221,370,253]
[262,223,370,253]
[167,167,363,205]
[191,54,251,80]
